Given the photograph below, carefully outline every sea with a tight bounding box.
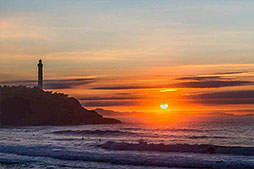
[0,117,253,169]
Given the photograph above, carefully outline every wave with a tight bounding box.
[52,138,82,141]
[122,127,215,133]
[0,161,21,165]
[99,140,254,156]
[51,130,136,136]
[152,134,228,139]
[184,135,227,139]
[0,144,253,169]
[51,129,227,140]
[162,128,217,132]
[120,127,142,131]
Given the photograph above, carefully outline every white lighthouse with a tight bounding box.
[37,59,43,89]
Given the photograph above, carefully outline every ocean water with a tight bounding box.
[0,117,253,169]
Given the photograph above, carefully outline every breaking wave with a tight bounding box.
[0,144,253,169]
[99,140,254,156]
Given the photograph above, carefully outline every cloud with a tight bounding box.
[92,80,253,90]
[197,99,254,105]
[78,96,140,101]
[174,80,253,88]
[188,90,254,105]
[190,90,254,99]
[225,109,254,113]
[0,78,96,89]
[0,80,37,84]
[213,71,246,75]
[44,78,96,89]
[92,85,149,90]
[81,101,136,107]
[176,76,222,81]
[176,71,253,81]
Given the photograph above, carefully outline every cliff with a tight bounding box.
[0,86,121,126]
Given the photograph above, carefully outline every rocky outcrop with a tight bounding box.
[0,86,121,126]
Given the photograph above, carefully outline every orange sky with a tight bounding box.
[0,1,254,124]
[38,64,253,124]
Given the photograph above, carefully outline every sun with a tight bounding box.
[160,103,168,109]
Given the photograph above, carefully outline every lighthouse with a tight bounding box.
[38,59,43,89]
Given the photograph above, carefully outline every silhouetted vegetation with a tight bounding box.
[0,86,121,126]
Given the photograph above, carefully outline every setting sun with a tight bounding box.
[160,103,168,109]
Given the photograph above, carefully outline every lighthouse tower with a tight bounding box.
[38,59,43,89]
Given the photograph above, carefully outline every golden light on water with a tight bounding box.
[160,103,168,109]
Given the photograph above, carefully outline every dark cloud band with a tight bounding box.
[0,78,96,89]
[92,80,253,90]
[174,80,253,88]
[81,101,136,107]
[176,76,221,81]
[78,96,140,101]
[187,90,254,105]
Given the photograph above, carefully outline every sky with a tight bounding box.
[0,0,253,124]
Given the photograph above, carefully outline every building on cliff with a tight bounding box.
[37,59,43,89]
